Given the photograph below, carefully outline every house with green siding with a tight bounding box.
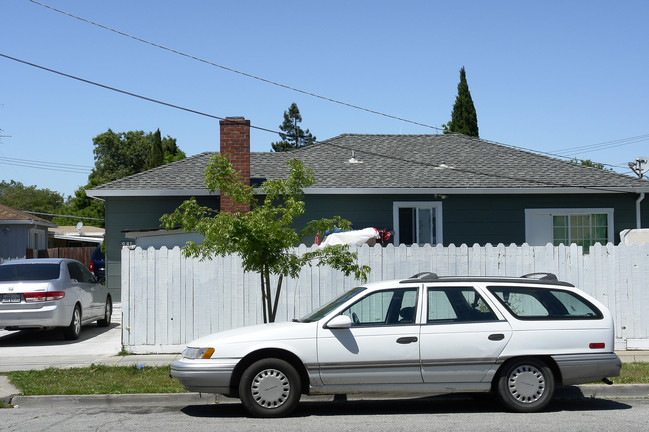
[87,117,649,301]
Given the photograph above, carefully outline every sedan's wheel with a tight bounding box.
[497,358,554,412]
[63,305,82,340]
[97,297,112,327]
[239,358,301,418]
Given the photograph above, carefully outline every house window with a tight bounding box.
[29,229,46,251]
[525,208,614,248]
[393,202,443,246]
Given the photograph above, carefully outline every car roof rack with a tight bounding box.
[400,272,439,283]
[520,272,559,281]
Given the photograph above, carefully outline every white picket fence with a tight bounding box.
[121,243,649,353]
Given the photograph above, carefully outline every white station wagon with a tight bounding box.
[171,272,621,417]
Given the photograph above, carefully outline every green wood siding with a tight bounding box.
[103,196,217,301]
[102,192,645,301]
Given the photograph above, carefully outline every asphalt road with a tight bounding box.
[2,395,649,432]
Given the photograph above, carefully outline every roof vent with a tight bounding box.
[347,150,363,164]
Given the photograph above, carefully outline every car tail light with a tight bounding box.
[589,343,606,349]
[23,291,65,302]
[89,262,95,272]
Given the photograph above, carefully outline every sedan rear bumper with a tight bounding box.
[0,302,70,328]
[170,358,239,395]
[553,353,622,385]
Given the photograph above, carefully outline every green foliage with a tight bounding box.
[572,158,611,171]
[89,129,185,185]
[52,185,105,227]
[64,129,186,227]
[148,129,164,169]
[271,103,317,152]
[0,180,64,218]
[161,155,370,322]
[444,67,479,137]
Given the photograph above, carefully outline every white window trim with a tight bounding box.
[28,228,47,251]
[393,201,443,245]
[525,208,614,246]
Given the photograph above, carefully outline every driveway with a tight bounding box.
[0,304,123,372]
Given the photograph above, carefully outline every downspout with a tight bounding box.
[637,193,645,229]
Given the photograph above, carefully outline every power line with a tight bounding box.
[554,133,649,155]
[28,0,444,133]
[24,2,639,172]
[2,53,639,193]
[0,155,92,174]
[0,53,279,136]
[23,210,103,221]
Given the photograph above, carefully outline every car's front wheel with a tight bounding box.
[496,358,554,412]
[239,358,301,418]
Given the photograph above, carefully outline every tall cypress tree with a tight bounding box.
[443,67,479,137]
[148,128,164,169]
[271,103,316,152]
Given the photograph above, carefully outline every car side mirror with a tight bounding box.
[326,315,352,329]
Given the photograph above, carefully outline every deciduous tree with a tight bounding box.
[67,129,186,226]
[161,155,370,323]
[0,180,64,217]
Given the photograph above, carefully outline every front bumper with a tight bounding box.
[170,358,239,395]
[553,353,622,385]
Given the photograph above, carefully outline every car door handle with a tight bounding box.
[488,333,505,341]
[396,337,418,344]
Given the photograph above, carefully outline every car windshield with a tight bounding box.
[299,287,366,322]
[0,263,61,281]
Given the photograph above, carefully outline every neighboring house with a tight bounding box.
[87,117,649,301]
[0,204,57,261]
[49,225,105,248]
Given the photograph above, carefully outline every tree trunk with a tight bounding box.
[260,272,268,323]
[270,275,283,322]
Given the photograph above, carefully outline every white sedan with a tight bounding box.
[171,272,621,417]
[0,258,112,340]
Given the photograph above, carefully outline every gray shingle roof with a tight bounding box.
[88,134,649,196]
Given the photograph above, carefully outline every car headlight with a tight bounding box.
[182,347,215,359]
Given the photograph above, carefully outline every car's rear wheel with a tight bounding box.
[239,358,301,418]
[63,305,82,340]
[496,358,554,412]
[97,296,112,327]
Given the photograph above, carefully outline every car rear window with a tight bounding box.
[488,286,603,320]
[0,263,61,281]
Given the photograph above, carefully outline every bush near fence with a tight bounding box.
[121,243,649,353]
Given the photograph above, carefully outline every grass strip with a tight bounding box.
[2,362,648,396]
[608,362,649,384]
[3,364,187,395]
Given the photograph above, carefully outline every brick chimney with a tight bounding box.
[219,117,251,213]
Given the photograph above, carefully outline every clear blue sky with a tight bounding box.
[1,0,648,198]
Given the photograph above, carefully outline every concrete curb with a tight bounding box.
[4,385,649,409]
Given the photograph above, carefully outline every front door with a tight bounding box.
[317,287,422,385]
